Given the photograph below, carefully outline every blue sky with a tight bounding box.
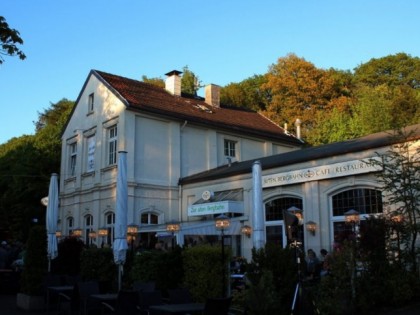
[1,0,419,144]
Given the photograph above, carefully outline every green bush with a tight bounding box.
[80,247,116,292]
[52,237,84,275]
[20,225,48,295]
[182,245,230,302]
[130,248,184,291]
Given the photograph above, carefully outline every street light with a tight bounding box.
[344,209,360,301]
[344,209,360,236]
[166,220,180,250]
[72,228,82,238]
[215,214,230,298]
[88,230,97,246]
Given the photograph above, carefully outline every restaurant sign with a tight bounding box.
[188,201,243,217]
[262,157,382,188]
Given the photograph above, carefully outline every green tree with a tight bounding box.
[0,16,26,64]
[181,65,200,96]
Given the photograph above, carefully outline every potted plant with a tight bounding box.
[16,225,48,310]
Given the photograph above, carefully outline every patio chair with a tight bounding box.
[133,281,156,292]
[203,296,232,315]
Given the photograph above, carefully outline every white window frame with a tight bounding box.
[69,142,77,176]
[88,93,94,113]
[224,139,236,158]
[108,125,118,165]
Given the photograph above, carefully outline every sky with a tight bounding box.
[1,0,419,144]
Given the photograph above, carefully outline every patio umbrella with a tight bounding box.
[113,151,129,290]
[46,173,59,272]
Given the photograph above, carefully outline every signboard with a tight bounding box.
[262,157,382,188]
[188,201,243,217]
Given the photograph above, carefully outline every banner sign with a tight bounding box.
[262,157,382,188]
[188,201,243,217]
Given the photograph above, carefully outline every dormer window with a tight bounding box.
[88,93,94,113]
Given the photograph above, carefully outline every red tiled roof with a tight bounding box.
[93,70,302,145]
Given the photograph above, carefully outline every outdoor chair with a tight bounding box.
[101,290,140,315]
[138,290,164,315]
[58,280,101,315]
[203,296,232,315]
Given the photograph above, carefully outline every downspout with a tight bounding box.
[252,161,265,249]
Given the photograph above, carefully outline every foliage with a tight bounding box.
[0,99,74,241]
[141,75,165,88]
[0,16,26,64]
[181,65,201,96]
[368,127,420,273]
[244,244,296,314]
[52,237,84,275]
[130,247,184,291]
[182,245,230,302]
[20,225,48,295]
[80,247,117,291]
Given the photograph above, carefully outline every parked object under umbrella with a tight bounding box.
[113,151,129,291]
[45,173,59,272]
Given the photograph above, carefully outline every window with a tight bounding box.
[141,213,159,225]
[86,136,95,172]
[224,139,236,158]
[69,142,77,176]
[88,93,94,112]
[67,217,74,236]
[84,214,93,245]
[265,197,303,248]
[105,212,115,245]
[332,188,383,245]
[108,125,118,165]
[332,188,383,216]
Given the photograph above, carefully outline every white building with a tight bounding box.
[58,69,303,247]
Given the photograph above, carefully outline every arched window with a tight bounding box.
[84,214,94,245]
[67,216,74,236]
[332,188,383,245]
[265,197,303,247]
[141,212,159,225]
[105,212,115,245]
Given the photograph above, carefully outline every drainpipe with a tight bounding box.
[252,161,265,249]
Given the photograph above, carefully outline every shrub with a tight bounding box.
[80,247,116,292]
[20,226,48,295]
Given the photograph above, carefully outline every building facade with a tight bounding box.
[58,69,303,247]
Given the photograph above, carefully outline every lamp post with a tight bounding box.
[88,230,97,246]
[72,228,82,238]
[127,223,139,252]
[98,227,108,248]
[344,209,360,238]
[166,221,180,250]
[215,214,230,298]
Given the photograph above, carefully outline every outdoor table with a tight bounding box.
[46,285,74,314]
[89,293,118,302]
[149,302,205,314]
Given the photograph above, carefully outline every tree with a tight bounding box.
[261,54,352,141]
[181,65,200,96]
[221,74,270,111]
[369,127,420,273]
[0,16,26,64]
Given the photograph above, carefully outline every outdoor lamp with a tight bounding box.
[72,228,82,237]
[305,221,317,236]
[215,214,231,231]
[166,220,180,250]
[344,209,360,225]
[288,206,303,225]
[88,230,97,239]
[55,230,62,238]
[98,227,108,237]
[127,223,139,235]
[241,225,252,238]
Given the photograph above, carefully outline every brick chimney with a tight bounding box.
[165,70,182,96]
[205,84,221,108]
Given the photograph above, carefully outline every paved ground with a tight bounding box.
[2,293,420,315]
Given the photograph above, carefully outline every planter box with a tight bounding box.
[16,293,45,311]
